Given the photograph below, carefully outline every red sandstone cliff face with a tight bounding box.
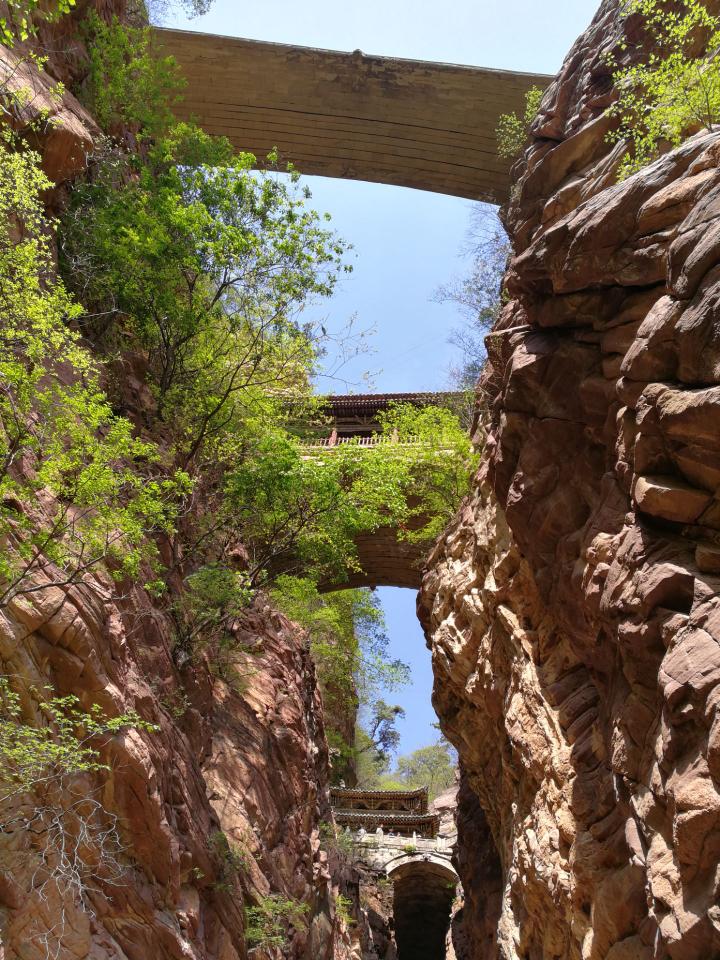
[0,22,355,959]
[0,573,349,959]
[420,2,720,958]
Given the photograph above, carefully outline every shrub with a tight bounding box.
[81,12,183,136]
[208,829,248,891]
[0,0,75,45]
[172,563,253,655]
[607,0,720,178]
[335,893,355,927]
[319,820,358,862]
[496,86,544,160]
[245,894,310,948]
[0,676,157,955]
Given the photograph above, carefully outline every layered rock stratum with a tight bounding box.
[0,573,346,959]
[420,1,720,958]
[0,11,357,958]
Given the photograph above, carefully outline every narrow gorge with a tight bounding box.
[1,1,720,959]
[422,2,720,956]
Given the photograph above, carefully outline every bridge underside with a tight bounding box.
[339,527,425,590]
[154,29,550,202]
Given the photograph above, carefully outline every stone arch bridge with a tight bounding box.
[300,392,460,591]
[331,786,458,959]
[154,28,550,203]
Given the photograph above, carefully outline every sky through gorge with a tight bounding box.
[168,0,601,758]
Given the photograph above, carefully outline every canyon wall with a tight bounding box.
[0,566,347,960]
[420,1,720,958]
[0,16,358,959]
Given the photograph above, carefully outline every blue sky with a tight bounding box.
[171,0,600,758]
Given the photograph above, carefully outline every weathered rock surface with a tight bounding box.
[0,8,357,958]
[0,0,129,184]
[420,1,720,958]
[0,566,347,959]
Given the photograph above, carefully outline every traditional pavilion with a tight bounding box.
[330,786,440,839]
[301,392,462,448]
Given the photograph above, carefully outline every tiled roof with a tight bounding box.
[325,392,461,413]
[330,786,428,800]
[334,809,439,824]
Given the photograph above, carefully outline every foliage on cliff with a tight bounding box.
[608,0,720,178]
[272,577,409,774]
[0,124,187,609]
[0,0,76,45]
[0,677,156,955]
[496,86,544,160]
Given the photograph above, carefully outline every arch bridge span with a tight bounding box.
[154,28,550,202]
[303,392,456,591]
[331,781,459,960]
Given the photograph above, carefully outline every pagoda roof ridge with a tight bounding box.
[330,785,428,798]
[334,809,439,822]
[325,391,461,406]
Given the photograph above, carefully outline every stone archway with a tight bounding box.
[387,857,458,960]
[323,526,425,590]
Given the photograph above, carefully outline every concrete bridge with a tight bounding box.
[154,28,550,202]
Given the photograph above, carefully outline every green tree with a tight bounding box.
[220,430,365,587]
[353,700,406,788]
[496,86,544,160]
[354,725,393,789]
[607,0,720,179]
[393,738,457,801]
[62,126,348,462]
[272,577,409,775]
[0,129,188,610]
[63,16,476,619]
[219,402,476,592]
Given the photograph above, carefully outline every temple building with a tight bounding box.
[302,392,462,447]
[330,786,440,839]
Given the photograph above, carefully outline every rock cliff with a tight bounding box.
[0,13,354,959]
[420,1,720,958]
[0,572,347,960]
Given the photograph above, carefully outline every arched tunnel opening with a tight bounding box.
[390,860,457,960]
